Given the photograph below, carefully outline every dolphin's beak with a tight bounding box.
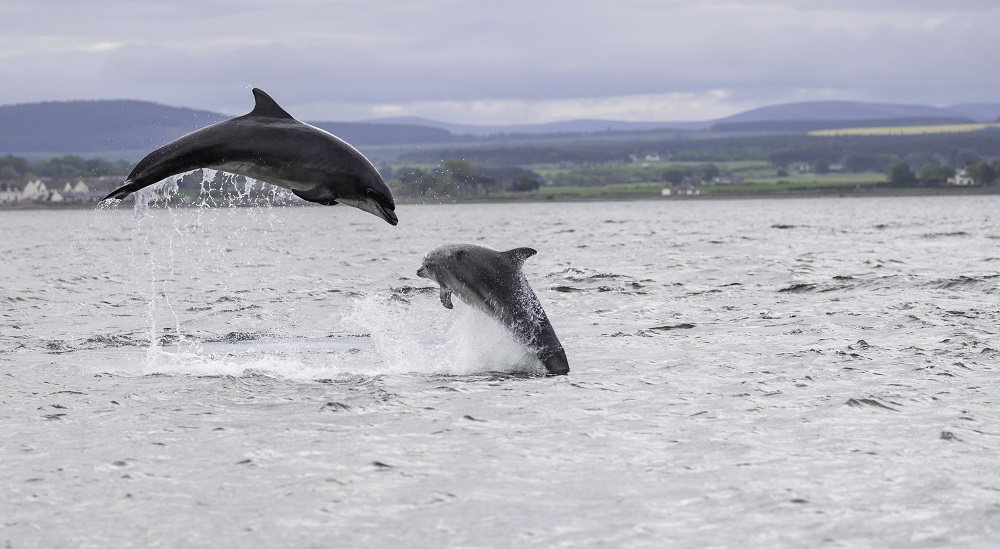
[343,196,398,225]
[377,203,398,226]
[416,266,428,278]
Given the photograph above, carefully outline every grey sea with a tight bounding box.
[2,192,999,547]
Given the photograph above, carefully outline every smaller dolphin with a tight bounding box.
[101,88,397,225]
[417,244,569,375]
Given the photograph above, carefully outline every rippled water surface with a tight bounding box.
[2,195,999,547]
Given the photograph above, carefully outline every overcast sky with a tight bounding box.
[1,1,997,124]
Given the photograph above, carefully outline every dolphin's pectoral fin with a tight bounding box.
[502,247,538,268]
[308,197,340,206]
[439,286,454,309]
[291,188,338,206]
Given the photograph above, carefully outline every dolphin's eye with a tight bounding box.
[453,250,465,260]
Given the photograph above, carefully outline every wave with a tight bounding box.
[772,273,995,294]
[68,291,547,379]
[926,274,999,291]
[548,267,649,294]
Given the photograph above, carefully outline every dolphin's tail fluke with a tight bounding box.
[101,181,145,202]
[101,179,146,201]
[99,130,218,205]
[541,348,570,375]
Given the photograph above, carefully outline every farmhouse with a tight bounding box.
[63,180,90,194]
[947,168,976,186]
[674,181,701,196]
[0,182,19,203]
[21,179,50,201]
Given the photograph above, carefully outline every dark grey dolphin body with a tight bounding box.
[417,244,569,375]
[101,88,397,225]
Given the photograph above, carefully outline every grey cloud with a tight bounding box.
[1,1,998,121]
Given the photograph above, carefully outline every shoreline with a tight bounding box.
[2,186,999,211]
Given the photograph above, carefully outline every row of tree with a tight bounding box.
[0,154,131,179]
[386,160,543,197]
[886,161,999,187]
[397,129,1000,168]
[769,146,989,174]
[0,153,541,199]
[546,164,723,187]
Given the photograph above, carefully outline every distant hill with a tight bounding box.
[3,97,998,159]
[945,103,1000,122]
[372,100,999,136]
[712,117,977,133]
[365,116,709,135]
[710,100,979,132]
[0,99,459,158]
[0,100,226,156]
[716,101,965,123]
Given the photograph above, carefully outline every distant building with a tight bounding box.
[630,153,662,165]
[711,175,744,185]
[20,179,49,201]
[674,181,701,196]
[0,178,108,204]
[947,168,976,186]
[0,182,20,203]
[63,180,90,194]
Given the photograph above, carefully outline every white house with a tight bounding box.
[0,179,89,203]
[0,183,20,203]
[20,179,50,201]
[674,182,701,196]
[63,180,90,194]
[947,168,976,186]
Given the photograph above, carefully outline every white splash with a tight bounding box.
[341,292,544,376]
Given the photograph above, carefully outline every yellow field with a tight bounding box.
[810,122,1000,137]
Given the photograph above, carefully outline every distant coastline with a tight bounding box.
[3,185,999,212]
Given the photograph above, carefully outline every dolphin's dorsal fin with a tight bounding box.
[502,247,537,268]
[249,88,294,119]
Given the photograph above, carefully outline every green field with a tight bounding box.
[810,123,1000,137]
[497,182,665,200]
[531,160,769,179]
[484,171,889,200]
[743,172,885,186]
[706,174,885,195]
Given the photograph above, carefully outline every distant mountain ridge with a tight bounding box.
[369,101,1000,136]
[0,99,457,158]
[363,116,710,135]
[715,100,964,123]
[709,100,1000,132]
[0,100,226,155]
[1,97,999,158]
[945,103,1000,122]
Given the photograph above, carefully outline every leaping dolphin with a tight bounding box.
[101,88,397,225]
[417,244,570,375]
